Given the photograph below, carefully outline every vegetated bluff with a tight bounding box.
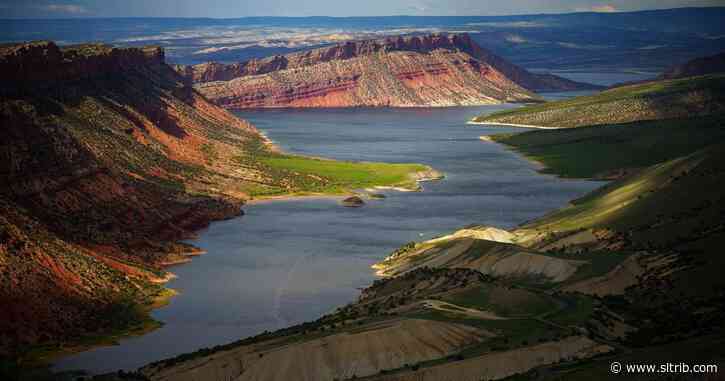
[175,33,597,108]
[0,41,271,357]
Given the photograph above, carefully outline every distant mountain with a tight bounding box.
[660,51,725,79]
[3,8,724,71]
[175,33,596,109]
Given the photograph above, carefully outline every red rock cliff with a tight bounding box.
[0,41,271,355]
[175,33,597,109]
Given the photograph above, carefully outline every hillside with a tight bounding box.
[488,114,725,178]
[660,50,725,80]
[472,74,725,128]
[368,143,725,380]
[141,266,612,381]
[175,33,597,109]
[137,74,725,379]
[143,146,725,381]
[0,41,435,365]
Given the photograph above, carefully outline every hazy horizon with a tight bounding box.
[1,0,724,18]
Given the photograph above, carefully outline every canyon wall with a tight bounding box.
[176,33,597,109]
[0,41,270,355]
[1,42,164,91]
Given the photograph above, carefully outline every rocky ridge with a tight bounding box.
[0,41,269,357]
[175,33,597,108]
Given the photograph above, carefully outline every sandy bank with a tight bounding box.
[246,194,346,205]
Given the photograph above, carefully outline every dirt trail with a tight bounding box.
[423,300,506,320]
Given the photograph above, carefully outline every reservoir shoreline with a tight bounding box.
[53,105,602,374]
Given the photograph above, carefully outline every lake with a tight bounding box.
[54,106,601,374]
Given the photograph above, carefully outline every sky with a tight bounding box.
[0,0,723,18]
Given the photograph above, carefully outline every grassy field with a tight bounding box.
[254,155,431,196]
[546,294,596,327]
[409,309,566,354]
[526,143,725,234]
[490,114,725,178]
[233,136,436,198]
[443,284,557,318]
[549,251,631,289]
[473,74,725,128]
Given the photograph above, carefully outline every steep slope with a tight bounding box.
[473,74,725,128]
[141,267,610,381]
[365,144,725,379]
[373,236,585,283]
[0,41,263,359]
[145,318,486,381]
[0,41,434,362]
[660,50,725,79]
[175,33,596,109]
[488,114,725,179]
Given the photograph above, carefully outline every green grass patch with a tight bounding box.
[546,294,597,327]
[244,153,431,197]
[443,284,558,318]
[474,74,725,128]
[526,143,725,236]
[557,251,630,288]
[408,309,569,353]
[491,114,725,178]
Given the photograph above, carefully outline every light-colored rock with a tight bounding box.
[143,319,488,381]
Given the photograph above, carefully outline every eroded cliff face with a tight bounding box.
[175,33,596,109]
[0,41,271,355]
[0,42,164,86]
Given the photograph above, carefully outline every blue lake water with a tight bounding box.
[54,105,602,374]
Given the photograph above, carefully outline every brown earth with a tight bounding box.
[366,336,611,381]
[563,254,646,296]
[176,33,597,109]
[143,319,488,381]
[0,41,273,357]
[374,236,585,283]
